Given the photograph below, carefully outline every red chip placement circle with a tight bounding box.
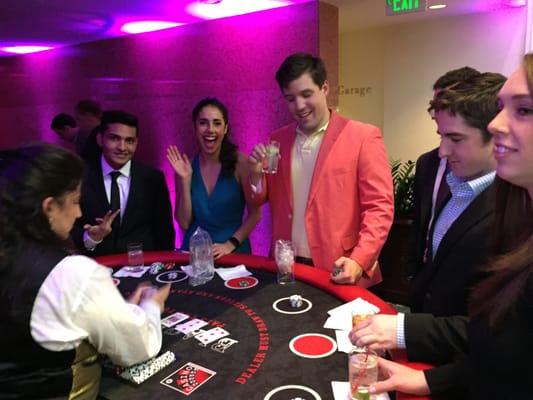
[289,333,337,358]
[224,276,258,290]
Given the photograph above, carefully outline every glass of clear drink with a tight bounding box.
[126,242,144,272]
[262,140,280,174]
[348,349,378,400]
[274,239,294,284]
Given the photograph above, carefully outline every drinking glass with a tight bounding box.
[126,242,144,272]
[274,239,294,284]
[262,140,280,174]
[348,349,378,400]
[351,311,372,351]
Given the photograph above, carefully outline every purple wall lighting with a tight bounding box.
[0,46,55,55]
[120,21,184,34]
[0,2,320,256]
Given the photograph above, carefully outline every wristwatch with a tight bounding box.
[228,236,241,249]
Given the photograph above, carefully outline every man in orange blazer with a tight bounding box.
[248,53,394,287]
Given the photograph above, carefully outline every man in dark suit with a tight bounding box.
[408,72,506,317]
[73,110,175,256]
[408,66,481,281]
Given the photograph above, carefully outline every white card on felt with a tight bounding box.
[161,312,189,327]
[195,327,230,345]
[175,318,208,334]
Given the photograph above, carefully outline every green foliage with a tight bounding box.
[391,159,415,220]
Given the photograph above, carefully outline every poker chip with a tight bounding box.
[289,294,303,308]
[263,384,321,400]
[156,270,188,284]
[272,296,312,315]
[289,333,337,358]
[224,276,258,289]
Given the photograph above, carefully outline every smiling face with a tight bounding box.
[488,67,533,196]
[97,123,138,169]
[194,105,227,158]
[282,72,330,135]
[436,110,496,180]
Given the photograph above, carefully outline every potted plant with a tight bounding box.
[373,159,415,305]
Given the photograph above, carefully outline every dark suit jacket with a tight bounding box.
[407,148,449,278]
[73,159,175,256]
[408,149,496,316]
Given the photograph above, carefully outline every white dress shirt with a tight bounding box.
[290,123,327,258]
[84,156,132,250]
[30,255,162,367]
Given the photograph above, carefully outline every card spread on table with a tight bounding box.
[161,312,189,327]
[327,297,380,317]
[160,362,216,395]
[195,327,230,345]
[175,318,208,334]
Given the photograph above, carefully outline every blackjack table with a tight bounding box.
[96,251,431,400]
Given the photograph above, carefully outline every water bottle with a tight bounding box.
[189,227,215,286]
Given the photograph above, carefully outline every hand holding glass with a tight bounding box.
[262,140,280,174]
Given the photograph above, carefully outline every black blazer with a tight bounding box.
[409,150,496,316]
[73,159,175,256]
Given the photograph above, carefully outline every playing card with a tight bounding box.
[160,362,216,395]
[161,312,189,327]
[175,318,208,334]
[195,327,230,346]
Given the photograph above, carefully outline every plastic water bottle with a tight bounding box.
[189,227,215,286]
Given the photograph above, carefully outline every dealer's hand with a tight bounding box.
[330,257,363,284]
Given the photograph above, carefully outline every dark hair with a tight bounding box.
[430,72,506,142]
[75,99,102,117]
[0,144,84,268]
[98,110,139,136]
[50,113,77,130]
[470,54,533,326]
[275,53,327,90]
[192,98,238,175]
[433,66,480,91]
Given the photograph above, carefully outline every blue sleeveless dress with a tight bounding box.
[181,157,251,253]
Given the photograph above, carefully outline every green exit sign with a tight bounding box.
[386,0,426,16]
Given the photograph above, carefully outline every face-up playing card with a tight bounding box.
[175,318,208,334]
[195,327,230,346]
[161,312,190,327]
[160,362,215,395]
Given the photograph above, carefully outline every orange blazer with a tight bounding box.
[249,111,394,288]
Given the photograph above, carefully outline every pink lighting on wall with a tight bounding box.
[186,0,291,19]
[120,21,183,34]
[0,45,54,54]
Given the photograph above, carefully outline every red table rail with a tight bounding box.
[95,250,433,400]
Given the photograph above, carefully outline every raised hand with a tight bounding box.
[83,209,120,242]
[167,145,192,182]
[349,314,398,351]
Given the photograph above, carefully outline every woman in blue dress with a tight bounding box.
[167,98,260,258]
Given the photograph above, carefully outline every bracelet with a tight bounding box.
[228,236,241,248]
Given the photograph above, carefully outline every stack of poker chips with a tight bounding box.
[149,262,165,275]
[289,294,303,308]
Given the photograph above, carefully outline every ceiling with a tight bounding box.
[0,0,527,56]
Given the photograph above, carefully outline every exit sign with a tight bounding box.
[386,0,426,16]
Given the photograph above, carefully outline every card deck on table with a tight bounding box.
[175,318,208,334]
[160,362,216,395]
[195,327,230,346]
[161,312,189,327]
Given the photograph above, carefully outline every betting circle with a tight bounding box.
[224,276,259,289]
[156,270,188,284]
[272,296,312,315]
[263,384,321,400]
[289,333,337,359]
